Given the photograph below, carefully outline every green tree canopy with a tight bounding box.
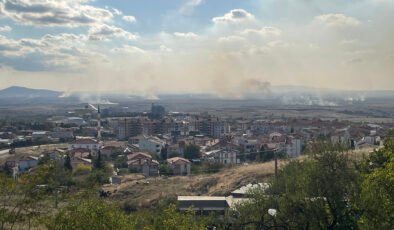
[236,143,362,229]
[183,144,201,160]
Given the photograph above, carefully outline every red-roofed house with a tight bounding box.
[167,157,191,175]
[127,152,159,177]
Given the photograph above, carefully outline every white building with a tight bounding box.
[63,117,85,126]
[205,149,239,165]
[286,138,302,157]
[238,136,260,153]
[32,131,50,142]
[139,136,166,154]
[68,138,101,151]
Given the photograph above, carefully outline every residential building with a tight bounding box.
[50,130,74,141]
[127,152,159,177]
[151,103,165,119]
[139,136,166,154]
[198,118,228,138]
[101,146,119,158]
[63,117,85,126]
[112,118,144,140]
[167,157,191,175]
[204,149,239,164]
[285,137,302,157]
[68,138,101,152]
[32,131,50,142]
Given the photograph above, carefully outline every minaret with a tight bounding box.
[97,104,102,141]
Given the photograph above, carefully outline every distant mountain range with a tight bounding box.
[1,85,394,101]
[0,86,62,98]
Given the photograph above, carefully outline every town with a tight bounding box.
[0,0,393,228]
[1,102,387,177]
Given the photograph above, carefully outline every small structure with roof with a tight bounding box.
[231,183,270,198]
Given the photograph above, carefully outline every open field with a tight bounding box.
[106,159,288,208]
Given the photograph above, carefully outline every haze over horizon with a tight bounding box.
[0,0,394,97]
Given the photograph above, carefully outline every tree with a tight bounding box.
[38,154,51,165]
[64,154,72,171]
[160,145,168,160]
[184,144,200,160]
[42,196,131,230]
[358,138,394,229]
[94,150,103,169]
[0,163,69,229]
[130,204,207,230]
[236,143,362,229]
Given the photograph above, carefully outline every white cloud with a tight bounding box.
[315,14,360,27]
[0,0,113,27]
[112,8,123,16]
[267,40,289,48]
[241,27,281,37]
[0,25,11,32]
[112,45,145,54]
[122,15,136,23]
[179,0,203,15]
[160,45,172,52]
[212,9,255,24]
[88,24,137,41]
[173,32,199,39]
[0,33,102,71]
[217,35,245,43]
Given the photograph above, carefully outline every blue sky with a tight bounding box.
[0,0,393,95]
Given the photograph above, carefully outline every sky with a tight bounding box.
[0,0,393,97]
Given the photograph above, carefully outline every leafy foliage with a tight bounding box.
[236,143,362,229]
[42,196,132,230]
[358,138,394,229]
[183,144,201,160]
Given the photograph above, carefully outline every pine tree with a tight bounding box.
[94,150,103,169]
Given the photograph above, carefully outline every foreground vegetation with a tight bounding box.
[234,140,393,229]
[0,139,393,229]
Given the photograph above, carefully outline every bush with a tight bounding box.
[159,164,174,176]
[73,164,92,176]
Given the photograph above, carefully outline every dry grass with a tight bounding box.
[106,160,289,208]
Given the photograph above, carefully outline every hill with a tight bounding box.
[0,86,61,98]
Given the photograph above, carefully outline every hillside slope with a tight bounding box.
[107,160,287,208]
